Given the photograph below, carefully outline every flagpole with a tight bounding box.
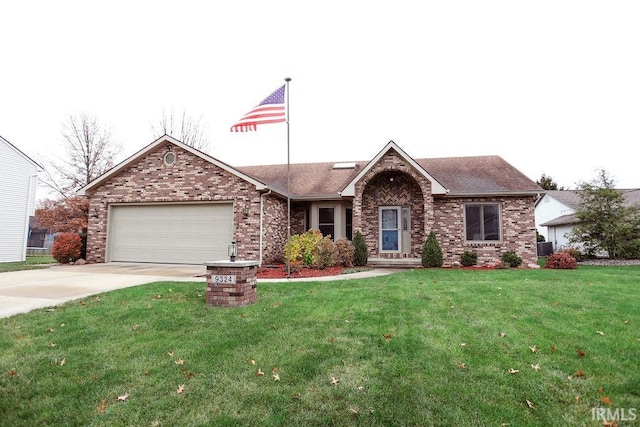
[285,77,292,277]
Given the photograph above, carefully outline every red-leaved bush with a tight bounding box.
[544,251,578,269]
[52,233,83,264]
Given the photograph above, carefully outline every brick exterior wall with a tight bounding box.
[432,196,538,267]
[85,143,282,264]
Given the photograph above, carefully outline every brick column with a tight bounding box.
[204,260,259,307]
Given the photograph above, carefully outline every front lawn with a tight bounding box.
[0,255,56,273]
[1,266,638,426]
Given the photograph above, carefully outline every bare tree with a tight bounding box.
[41,113,120,198]
[151,108,211,152]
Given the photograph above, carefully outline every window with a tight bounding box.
[465,204,501,241]
[345,208,353,241]
[380,207,400,251]
[318,207,334,239]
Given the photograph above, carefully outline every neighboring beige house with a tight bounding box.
[535,189,640,252]
[0,135,41,262]
[78,135,543,268]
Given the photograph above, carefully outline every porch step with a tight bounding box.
[367,257,422,268]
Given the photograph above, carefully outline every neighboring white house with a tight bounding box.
[0,135,41,262]
[535,189,640,252]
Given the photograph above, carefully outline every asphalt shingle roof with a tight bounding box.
[237,155,542,198]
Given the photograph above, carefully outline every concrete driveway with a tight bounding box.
[0,262,206,319]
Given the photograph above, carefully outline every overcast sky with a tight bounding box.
[2,1,639,196]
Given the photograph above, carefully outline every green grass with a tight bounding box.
[1,266,639,426]
[0,255,56,273]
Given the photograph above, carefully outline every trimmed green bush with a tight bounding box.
[460,250,478,267]
[422,231,443,267]
[352,231,369,267]
[313,236,336,269]
[501,251,523,268]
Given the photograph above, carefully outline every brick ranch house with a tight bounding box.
[78,135,543,268]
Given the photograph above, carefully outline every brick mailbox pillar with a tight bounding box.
[204,260,259,307]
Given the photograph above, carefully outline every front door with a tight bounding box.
[380,206,411,254]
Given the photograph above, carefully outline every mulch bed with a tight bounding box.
[257,264,345,279]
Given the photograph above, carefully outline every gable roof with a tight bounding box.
[0,135,43,170]
[340,141,448,197]
[535,190,581,209]
[77,135,269,196]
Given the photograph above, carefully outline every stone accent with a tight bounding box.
[205,261,259,307]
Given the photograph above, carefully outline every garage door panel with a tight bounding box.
[109,204,233,264]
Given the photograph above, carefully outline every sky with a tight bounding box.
[2,1,639,199]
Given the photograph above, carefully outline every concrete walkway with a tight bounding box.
[0,263,401,319]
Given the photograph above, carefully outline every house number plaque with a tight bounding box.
[212,275,236,284]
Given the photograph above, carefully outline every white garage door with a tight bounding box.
[108,203,233,264]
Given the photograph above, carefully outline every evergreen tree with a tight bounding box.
[352,231,369,266]
[422,231,443,267]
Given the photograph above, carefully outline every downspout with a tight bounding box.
[259,190,272,266]
[22,174,38,261]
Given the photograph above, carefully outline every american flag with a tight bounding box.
[230,84,286,132]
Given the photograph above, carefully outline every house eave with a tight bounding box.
[443,191,542,198]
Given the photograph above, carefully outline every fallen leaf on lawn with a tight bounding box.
[551,345,557,352]
[47,343,56,348]
[574,396,580,404]
[575,370,585,378]
[328,337,335,344]
[383,333,393,340]
[349,407,359,415]
[498,332,506,337]
[457,361,466,369]
[601,396,613,406]
[552,300,560,306]
[624,320,630,324]
[251,360,256,365]
[97,400,107,414]
[117,393,129,402]
[80,301,86,306]
[526,400,534,409]
[357,386,365,391]
[603,419,618,427]
[174,358,185,365]
[459,343,466,347]
[8,369,17,377]
[596,331,604,336]
[167,351,174,357]
[131,325,139,330]
[508,368,519,374]
[47,327,54,333]
[531,364,541,371]
[529,345,537,353]
[60,358,66,366]
[60,323,65,327]
[177,384,185,394]
[154,295,162,300]
[576,349,586,357]
[273,373,280,381]
[256,368,264,376]
[330,376,340,385]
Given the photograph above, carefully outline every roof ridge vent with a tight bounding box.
[333,162,356,169]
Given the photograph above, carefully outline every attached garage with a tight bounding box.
[107,203,233,264]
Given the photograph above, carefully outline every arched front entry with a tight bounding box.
[360,170,426,259]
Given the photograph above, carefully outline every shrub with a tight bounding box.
[52,232,82,264]
[352,231,369,267]
[545,251,578,269]
[460,250,478,267]
[422,231,443,267]
[335,238,355,267]
[501,251,523,268]
[563,247,584,262]
[313,236,336,269]
[285,229,323,267]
